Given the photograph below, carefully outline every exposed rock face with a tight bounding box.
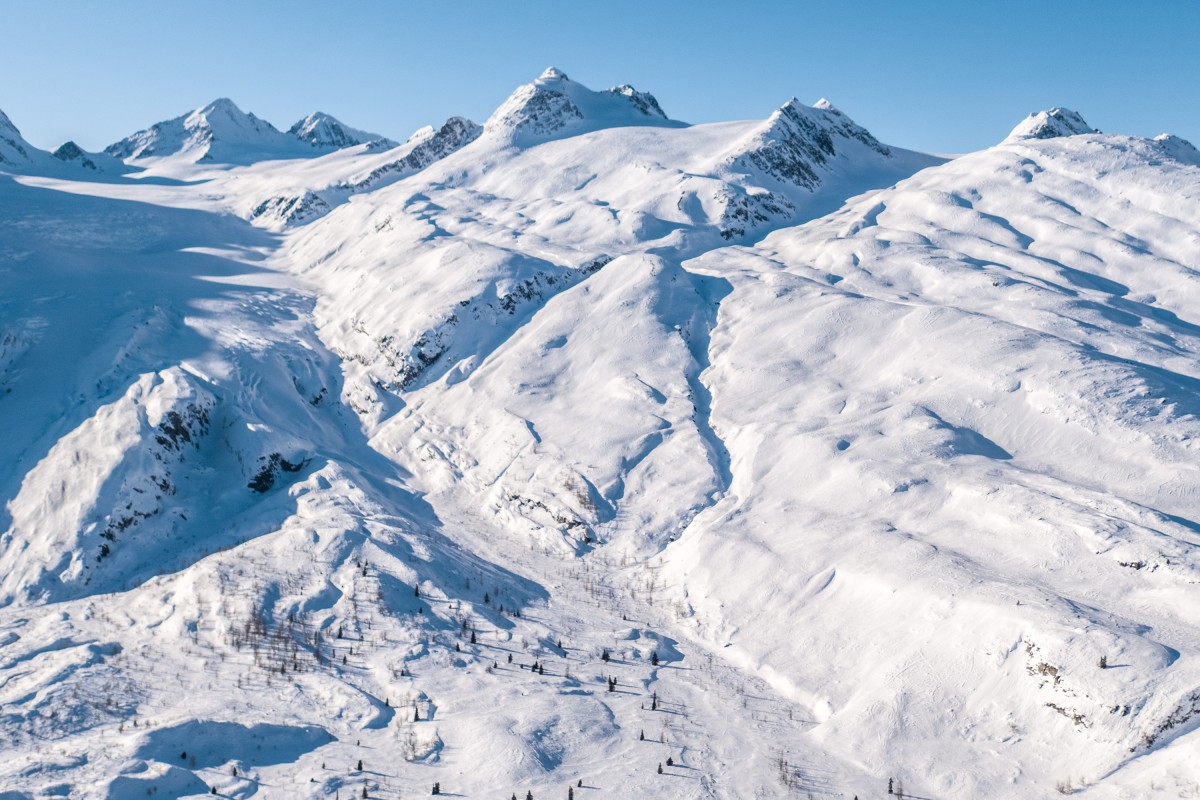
[52,141,98,170]
[336,116,482,194]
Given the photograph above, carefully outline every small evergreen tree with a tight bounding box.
[1099,655,1108,669]
[639,729,644,741]
[658,763,664,774]
[432,782,441,795]
[471,631,477,644]
[357,759,363,771]
[601,649,610,662]
[666,756,674,766]
[651,651,659,666]
[414,707,420,722]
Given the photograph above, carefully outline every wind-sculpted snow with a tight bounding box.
[2,73,1200,799]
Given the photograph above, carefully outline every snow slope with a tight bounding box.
[2,74,1199,800]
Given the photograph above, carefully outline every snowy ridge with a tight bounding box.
[0,108,34,165]
[1,79,1199,799]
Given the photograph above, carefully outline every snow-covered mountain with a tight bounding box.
[2,73,1200,800]
[288,111,396,150]
[0,108,37,166]
[104,98,390,167]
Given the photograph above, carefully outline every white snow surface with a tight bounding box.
[2,73,1200,799]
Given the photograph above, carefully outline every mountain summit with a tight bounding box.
[483,67,681,143]
[1006,107,1096,141]
[287,111,396,150]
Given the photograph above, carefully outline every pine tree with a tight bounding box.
[432,782,441,795]
[666,756,674,766]
[362,788,368,799]
[601,649,610,662]
[658,763,664,774]
[357,759,363,771]
[414,707,420,722]
[651,651,659,666]
[471,631,477,644]
[639,729,644,741]
[1099,655,1108,669]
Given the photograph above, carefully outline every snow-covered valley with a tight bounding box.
[1,69,1199,799]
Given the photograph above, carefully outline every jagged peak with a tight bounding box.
[1006,108,1096,141]
[484,69,677,144]
[288,111,394,149]
[52,141,86,160]
[726,97,892,191]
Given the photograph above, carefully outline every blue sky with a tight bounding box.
[2,0,1195,154]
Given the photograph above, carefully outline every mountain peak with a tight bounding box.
[537,66,569,82]
[1154,132,1200,165]
[202,97,242,114]
[728,97,892,192]
[288,111,395,150]
[0,107,35,165]
[1006,107,1096,141]
[484,69,678,144]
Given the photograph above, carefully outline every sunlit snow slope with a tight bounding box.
[1,70,1199,800]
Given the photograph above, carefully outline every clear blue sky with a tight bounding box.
[2,0,1196,154]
